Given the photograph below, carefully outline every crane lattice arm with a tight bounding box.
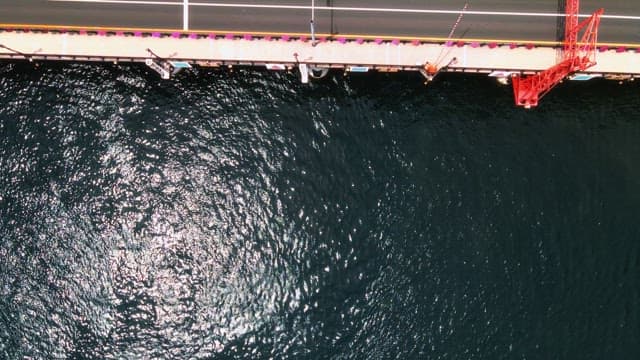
[511,1,604,108]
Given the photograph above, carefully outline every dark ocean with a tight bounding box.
[0,62,639,359]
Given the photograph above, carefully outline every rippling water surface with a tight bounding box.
[1,62,639,359]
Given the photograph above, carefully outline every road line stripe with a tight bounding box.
[49,0,640,20]
[183,0,189,30]
[49,0,182,5]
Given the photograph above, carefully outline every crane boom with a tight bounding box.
[511,1,604,108]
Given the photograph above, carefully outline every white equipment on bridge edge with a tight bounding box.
[145,58,171,80]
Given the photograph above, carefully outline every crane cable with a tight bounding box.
[434,3,469,68]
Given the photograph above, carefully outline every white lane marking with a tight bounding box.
[49,0,183,5]
[49,0,640,20]
[183,0,188,30]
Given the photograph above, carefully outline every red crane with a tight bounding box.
[511,0,604,108]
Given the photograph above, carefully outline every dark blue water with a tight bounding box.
[1,62,639,359]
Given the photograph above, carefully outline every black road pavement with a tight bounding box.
[0,1,637,44]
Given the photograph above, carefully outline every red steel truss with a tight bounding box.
[511,1,604,108]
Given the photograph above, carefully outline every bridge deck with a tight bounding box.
[1,29,638,77]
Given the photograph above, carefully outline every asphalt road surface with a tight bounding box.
[0,1,638,44]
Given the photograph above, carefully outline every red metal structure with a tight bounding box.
[511,1,604,108]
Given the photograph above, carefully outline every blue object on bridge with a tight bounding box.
[348,66,369,73]
[169,61,192,69]
[569,73,601,81]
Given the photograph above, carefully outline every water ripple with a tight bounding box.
[1,63,639,359]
